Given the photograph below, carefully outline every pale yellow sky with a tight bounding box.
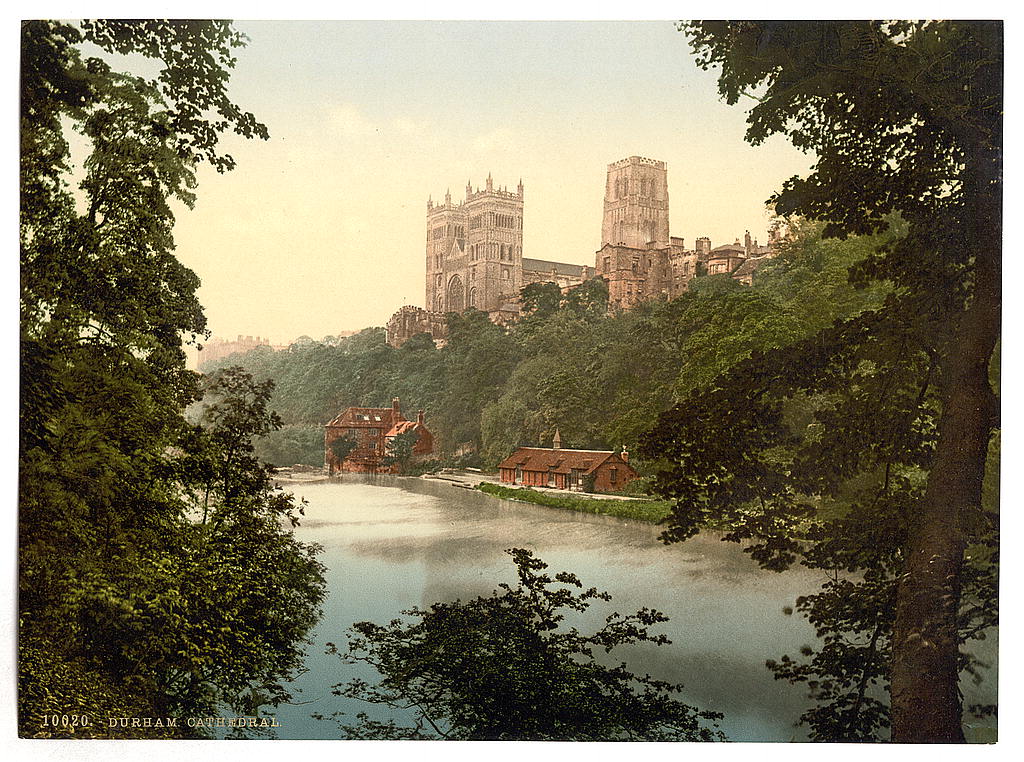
[161,21,816,345]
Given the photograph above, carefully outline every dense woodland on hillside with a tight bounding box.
[205,219,893,474]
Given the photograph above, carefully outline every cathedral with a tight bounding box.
[385,156,777,347]
[422,174,592,325]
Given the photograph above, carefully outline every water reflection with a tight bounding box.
[273,475,993,742]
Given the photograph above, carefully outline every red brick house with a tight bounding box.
[497,446,638,493]
[324,398,433,474]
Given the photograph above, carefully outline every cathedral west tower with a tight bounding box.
[426,175,524,315]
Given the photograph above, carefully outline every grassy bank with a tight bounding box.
[477,482,672,524]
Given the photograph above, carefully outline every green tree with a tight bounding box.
[328,434,358,463]
[519,281,563,319]
[381,429,420,474]
[19,20,324,736]
[433,310,520,454]
[321,549,724,741]
[645,21,1001,742]
[562,277,609,320]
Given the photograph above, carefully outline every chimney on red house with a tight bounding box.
[392,397,401,415]
[553,429,562,450]
[417,410,424,425]
[620,446,629,463]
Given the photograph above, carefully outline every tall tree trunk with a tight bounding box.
[890,239,999,742]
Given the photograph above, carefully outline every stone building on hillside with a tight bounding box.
[522,258,593,292]
[324,397,433,474]
[595,157,781,306]
[426,175,526,317]
[595,156,700,309]
[732,255,774,286]
[706,242,747,275]
[387,174,594,346]
[498,443,638,493]
[385,305,448,348]
[197,334,273,369]
[385,157,782,346]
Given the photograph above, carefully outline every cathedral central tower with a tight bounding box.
[601,156,670,248]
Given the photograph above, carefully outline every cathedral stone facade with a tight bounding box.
[385,156,781,347]
[388,174,592,347]
[595,156,698,309]
[426,174,525,316]
[601,156,671,249]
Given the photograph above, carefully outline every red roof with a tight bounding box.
[326,406,403,429]
[498,447,631,476]
[385,420,420,437]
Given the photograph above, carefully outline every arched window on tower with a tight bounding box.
[447,274,465,312]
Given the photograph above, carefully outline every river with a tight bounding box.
[269,476,996,742]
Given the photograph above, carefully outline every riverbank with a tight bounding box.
[274,467,674,525]
[476,482,673,524]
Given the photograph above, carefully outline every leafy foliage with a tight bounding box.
[19,21,324,737]
[320,549,723,741]
[208,225,889,477]
[380,428,420,474]
[644,21,1002,741]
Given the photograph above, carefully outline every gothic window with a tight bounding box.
[500,244,506,260]
[502,268,510,280]
[470,266,476,280]
[468,287,477,307]
[447,274,465,312]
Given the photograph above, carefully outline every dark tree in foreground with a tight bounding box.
[644,21,1000,742]
[320,549,724,741]
[19,21,323,736]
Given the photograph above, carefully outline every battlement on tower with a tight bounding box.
[427,199,464,213]
[608,155,666,170]
[465,187,523,202]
